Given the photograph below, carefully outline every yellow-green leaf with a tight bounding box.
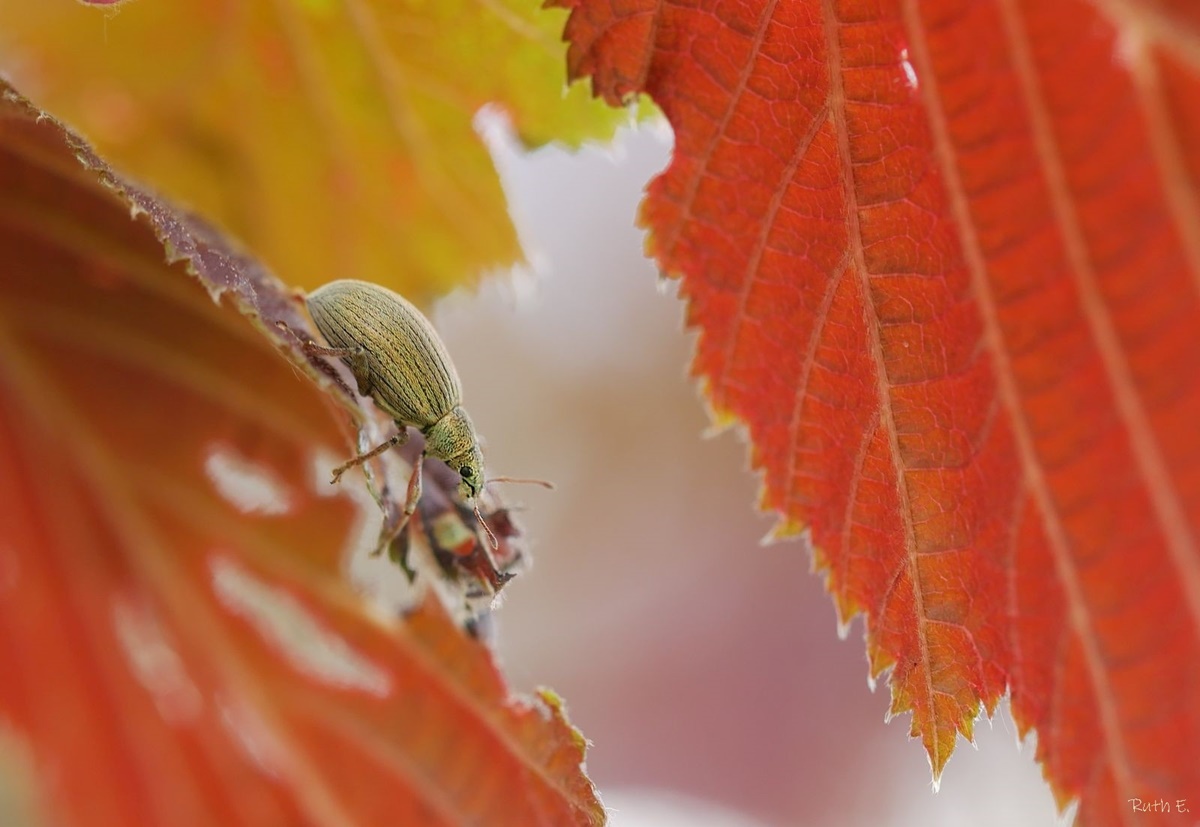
[0,0,624,300]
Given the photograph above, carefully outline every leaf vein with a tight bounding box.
[657,0,782,259]
[825,0,944,772]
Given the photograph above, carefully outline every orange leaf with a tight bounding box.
[0,80,602,827]
[556,0,1200,822]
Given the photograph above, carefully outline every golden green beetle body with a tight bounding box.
[305,279,485,501]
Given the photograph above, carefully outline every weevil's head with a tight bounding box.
[425,406,486,499]
[450,443,486,500]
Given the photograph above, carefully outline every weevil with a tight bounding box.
[293,279,546,547]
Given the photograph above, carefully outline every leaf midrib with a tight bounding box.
[821,0,945,775]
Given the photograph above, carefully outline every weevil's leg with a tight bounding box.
[370,451,424,557]
[300,341,373,396]
[275,320,371,397]
[403,454,424,523]
[330,428,410,484]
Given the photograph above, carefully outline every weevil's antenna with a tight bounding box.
[473,478,552,549]
[474,502,499,549]
[486,476,555,490]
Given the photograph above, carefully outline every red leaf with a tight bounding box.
[0,80,601,827]
[556,0,1200,822]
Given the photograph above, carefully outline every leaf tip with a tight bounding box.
[536,687,589,752]
[759,518,805,546]
[695,389,738,439]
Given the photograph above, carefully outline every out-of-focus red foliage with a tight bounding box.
[555,0,1200,822]
[0,81,601,827]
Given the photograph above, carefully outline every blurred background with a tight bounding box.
[433,118,1064,827]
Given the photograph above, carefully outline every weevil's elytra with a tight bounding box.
[302,279,491,544]
[308,281,461,427]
